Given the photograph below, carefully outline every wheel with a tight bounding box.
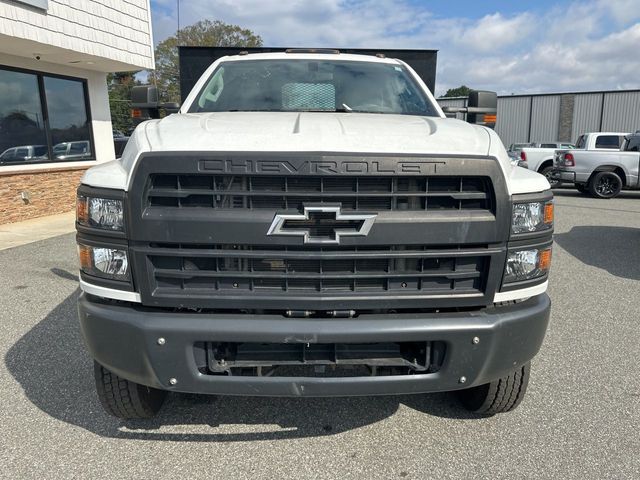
[576,184,588,194]
[94,361,167,419]
[588,171,622,199]
[458,363,530,415]
[540,166,560,189]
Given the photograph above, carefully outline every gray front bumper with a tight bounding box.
[78,293,551,397]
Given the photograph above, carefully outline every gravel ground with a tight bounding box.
[1,189,639,479]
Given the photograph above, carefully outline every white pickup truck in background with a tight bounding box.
[518,142,575,187]
[553,132,638,198]
[519,133,627,187]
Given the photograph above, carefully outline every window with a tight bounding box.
[0,69,48,164]
[540,143,557,148]
[0,66,93,166]
[44,76,92,160]
[595,135,621,149]
[508,143,533,152]
[624,136,640,152]
[190,59,439,116]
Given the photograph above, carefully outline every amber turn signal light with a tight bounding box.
[544,201,554,225]
[483,114,497,124]
[78,244,92,271]
[538,248,552,271]
[76,195,88,224]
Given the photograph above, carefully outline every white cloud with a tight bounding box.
[596,0,640,24]
[457,13,536,53]
[150,0,640,96]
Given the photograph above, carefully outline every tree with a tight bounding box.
[442,85,472,98]
[151,20,263,103]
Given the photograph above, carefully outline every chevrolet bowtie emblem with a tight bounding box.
[267,205,377,244]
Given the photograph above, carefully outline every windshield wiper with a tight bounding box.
[223,109,284,112]
[219,106,356,113]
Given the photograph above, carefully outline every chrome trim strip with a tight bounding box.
[493,280,548,303]
[80,278,141,303]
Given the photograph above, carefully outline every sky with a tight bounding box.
[149,0,640,96]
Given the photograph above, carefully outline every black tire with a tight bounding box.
[588,171,622,199]
[94,361,167,419]
[457,363,530,415]
[576,184,588,194]
[540,166,560,189]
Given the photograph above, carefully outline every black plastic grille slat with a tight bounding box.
[149,244,489,295]
[147,174,493,212]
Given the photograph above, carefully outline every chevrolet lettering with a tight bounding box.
[199,158,447,175]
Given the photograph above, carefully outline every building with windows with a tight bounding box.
[0,0,153,224]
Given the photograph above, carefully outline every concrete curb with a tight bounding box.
[0,211,76,251]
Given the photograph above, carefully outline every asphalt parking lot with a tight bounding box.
[1,189,639,479]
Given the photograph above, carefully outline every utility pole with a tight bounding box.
[177,0,181,33]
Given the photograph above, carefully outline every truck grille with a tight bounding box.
[146,174,493,212]
[146,244,489,295]
[128,153,510,310]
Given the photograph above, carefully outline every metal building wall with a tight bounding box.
[437,97,466,120]
[572,93,603,141]
[495,96,531,148]
[438,89,640,147]
[602,91,640,134]
[529,95,561,142]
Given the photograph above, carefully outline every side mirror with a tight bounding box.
[130,86,181,125]
[467,90,497,128]
[162,102,181,114]
[131,85,159,108]
[131,85,160,125]
[441,90,497,129]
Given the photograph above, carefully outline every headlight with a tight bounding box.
[504,247,552,283]
[77,196,124,231]
[512,200,553,234]
[78,244,129,281]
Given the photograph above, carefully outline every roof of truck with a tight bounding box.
[217,51,404,65]
[580,132,629,136]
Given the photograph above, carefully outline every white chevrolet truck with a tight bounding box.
[76,51,553,419]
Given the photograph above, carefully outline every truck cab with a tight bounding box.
[573,132,627,151]
[76,51,553,419]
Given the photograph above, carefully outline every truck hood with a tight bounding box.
[138,112,491,156]
[86,112,546,195]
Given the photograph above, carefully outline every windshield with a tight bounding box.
[189,59,438,116]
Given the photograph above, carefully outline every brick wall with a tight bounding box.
[0,167,87,224]
[558,94,576,142]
